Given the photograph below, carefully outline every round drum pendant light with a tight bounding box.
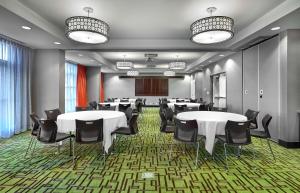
[65,7,109,44]
[190,7,234,44]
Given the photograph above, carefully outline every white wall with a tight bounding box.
[32,49,65,117]
[87,67,101,103]
[194,52,243,114]
[103,74,191,105]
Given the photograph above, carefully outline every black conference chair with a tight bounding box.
[199,104,208,111]
[76,106,92,112]
[160,107,175,134]
[120,99,129,102]
[119,103,131,112]
[190,99,198,103]
[176,99,184,103]
[125,107,133,122]
[31,119,73,161]
[24,113,41,158]
[216,120,253,169]
[245,109,259,129]
[111,113,139,152]
[174,104,187,115]
[212,107,227,112]
[73,119,105,167]
[135,100,143,113]
[250,114,275,161]
[45,108,61,121]
[170,118,200,167]
[89,101,98,110]
[183,106,199,112]
[99,106,116,111]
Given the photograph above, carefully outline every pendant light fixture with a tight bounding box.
[169,55,186,70]
[116,55,133,70]
[190,7,234,44]
[65,7,109,44]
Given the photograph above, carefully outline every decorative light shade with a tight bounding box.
[65,7,109,44]
[190,7,234,44]
[164,71,175,76]
[127,70,139,76]
[169,62,186,70]
[116,61,133,69]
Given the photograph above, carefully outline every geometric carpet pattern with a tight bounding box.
[0,107,300,192]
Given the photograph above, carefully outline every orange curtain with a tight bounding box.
[76,65,87,107]
[100,72,105,102]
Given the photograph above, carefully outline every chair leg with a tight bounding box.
[72,140,76,167]
[30,140,37,160]
[267,139,275,161]
[195,142,200,168]
[169,142,173,161]
[101,141,106,167]
[69,133,73,156]
[224,143,228,170]
[24,136,34,158]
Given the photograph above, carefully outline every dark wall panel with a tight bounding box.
[135,77,168,96]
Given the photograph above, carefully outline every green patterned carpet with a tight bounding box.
[0,108,300,192]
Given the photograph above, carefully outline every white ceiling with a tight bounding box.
[1,0,300,73]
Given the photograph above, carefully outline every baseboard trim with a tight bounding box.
[278,140,300,148]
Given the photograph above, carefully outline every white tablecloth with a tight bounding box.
[98,102,135,111]
[114,98,136,103]
[167,99,190,103]
[167,103,201,111]
[176,111,247,154]
[57,111,127,153]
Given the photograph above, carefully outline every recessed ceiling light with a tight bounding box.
[53,42,61,45]
[271,27,280,31]
[209,60,212,63]
[22,26,31,30]
[219,54,225,57]
[90,59,95,62]
[78,54,83,57]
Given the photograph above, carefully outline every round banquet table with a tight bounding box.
[167,102,201,111]
[57,111,127,153]
[167,99,190,103]
[98,102,135,111]
[176,111,247,154]
[114,98,136,103]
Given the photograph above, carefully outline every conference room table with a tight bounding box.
[176,111,247,154]
[98,102,135,111]
[57,111,127,153]
[167,102,201,111]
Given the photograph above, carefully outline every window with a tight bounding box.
[65,62,77,112]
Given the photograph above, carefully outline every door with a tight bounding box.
[243,45,259,114]
[258,37,280,140]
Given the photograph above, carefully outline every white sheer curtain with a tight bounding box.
[65,62,77,112]
[0,37,32,138]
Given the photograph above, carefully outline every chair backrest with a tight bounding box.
[174,104,187,114]
[142,98,146,105]
[199,104,208,111]
[135,101,143,112]
[190,99,197,103]
[99,106,116,111]
[184,106,199,111]
[30,113,40,135]
[208,103,214,111]
[119,103,131,112]
[212,107,227,112]
[174,118,198,143]
[159,109,167,131]
[164,107,174,121]
[120,99,129,102]
[176,99,184,103]
[129,113,139,134]
[89,101,98,110]
[76,106,92,112]
[75,119,103,144]
[125,107,133,121]
[262,114,272,138]
[45,108,61,121]
[225,120,251,145]
[245,109,259,128]
[37,119,58,143]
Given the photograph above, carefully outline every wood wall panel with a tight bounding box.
[135,77,168,96]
